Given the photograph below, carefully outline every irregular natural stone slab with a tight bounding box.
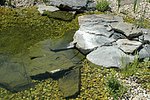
[86,46,134,68]
[139,44,150,59]
[0,54,32,92]
[110,31,127,40]
[50,29,76,50]
[112,22,143,38]
[116,39,142,53]
[78,14,123,26]
[59,67,80,98]
[27,31,84,98]
[47,0,88,11]
[77,14,124,38]
[79,24,113,37]
[27,39,84,77]
[37,4,59,14]
[73,30,115,54]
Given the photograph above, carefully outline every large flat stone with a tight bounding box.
[86,46,134,68]
[116,39,142,54]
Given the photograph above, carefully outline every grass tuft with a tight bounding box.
[96,0,110,12]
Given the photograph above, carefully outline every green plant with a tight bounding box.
[117,0,121,11]
[96,0,110,12]
[133,0,138,13]
[0,0,6,5]
[121,56,139,77]
[106,76,127,99]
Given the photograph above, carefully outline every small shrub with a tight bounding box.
[96,0,110,12]
[106,76,127,99]
[121,56,139,77]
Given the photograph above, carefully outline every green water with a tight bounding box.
[0,7,79,55]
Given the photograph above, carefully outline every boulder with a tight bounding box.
[37,4,59,14]
[47,0,88,11]
[86,46,134,68]
[116,39,142,54]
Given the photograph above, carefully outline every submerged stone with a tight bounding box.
[42,10,75,21]
[86,46,134,68]
[28,37,84,77]
[59,67,81,98]
[27,30,84,97]
[0,54,32,92]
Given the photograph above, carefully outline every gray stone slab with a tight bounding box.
[86,46,134,68]
[73,30,115,54]
[112,22,143,38]
[116,39,142,53]
[48,0,88,10]
[139,44,150,59]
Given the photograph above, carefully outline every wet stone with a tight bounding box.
[58,67,81,98]
[0,54,32,92]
